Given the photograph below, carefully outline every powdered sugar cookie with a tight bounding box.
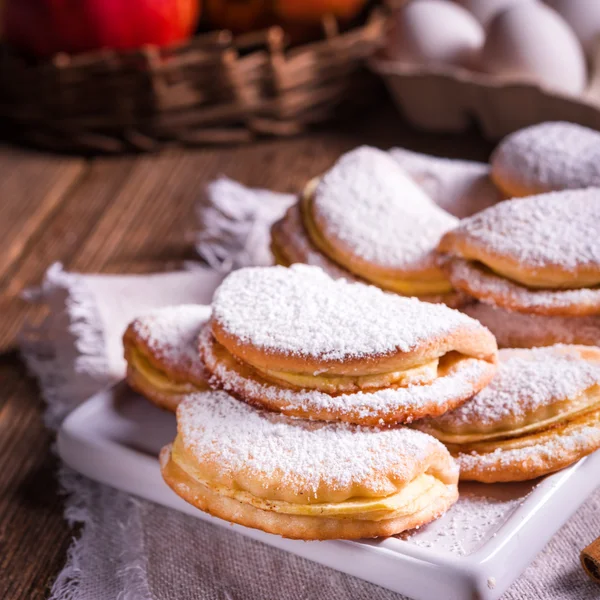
[463,303,600,349]
[439,189,600,316]
[415,346,600,482]
[491,122,600,197]
[123,305,211,412]
[300,146,460,301]
[160,390,459,539]
[199,265,498,426]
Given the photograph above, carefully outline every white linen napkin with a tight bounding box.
[20,158,600,600]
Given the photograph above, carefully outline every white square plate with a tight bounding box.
[58,382,600,600]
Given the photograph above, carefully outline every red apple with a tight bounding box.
[275,0,368,23]
[4,0,201,57]
[205,0,272,34]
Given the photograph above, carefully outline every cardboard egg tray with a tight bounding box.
[371,54,600,139]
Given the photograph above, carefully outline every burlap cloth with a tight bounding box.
[20,162,600,600]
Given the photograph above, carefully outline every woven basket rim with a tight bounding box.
[0,8,386,152]
[1,9,386,69]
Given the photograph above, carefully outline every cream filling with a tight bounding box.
[472,259,600,291]
[130,349,207,395]
[449,405,600,455]
[427,386,600,444]
[211,334,468,397]
[256,359,440,393]
[172,438,446,521]
[301,190,454,296]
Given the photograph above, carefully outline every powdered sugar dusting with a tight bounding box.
[177,391,451,495]
[313,146,458,272]
[211,265,484,360]
[130,305,210,379]
[429,347,600,430]
[199,326,493,421]
[405,487,525,555]
[463,303,600,348]
[449,189,600,272]
[492,122,600,192]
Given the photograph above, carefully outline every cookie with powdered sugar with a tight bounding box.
[415,346,600,482]
[123,305,211,412]
[160,390,459,539]
[270,146,467,306]
[438,188,600,316]
[491,122,600,198]
[199,265,497,426]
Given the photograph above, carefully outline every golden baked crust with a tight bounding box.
[212,314,497,377]
[415,346,600,482]
[123,305,210,411]
[271,146,462,302]
[161,446,458,540]
[302,182,453,295]
[440,229,600,292]
[204,265,497,424]
[159,391,459,539]
[211,266,497,377]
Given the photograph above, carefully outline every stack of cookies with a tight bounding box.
[124,265,600,539]
[126,264,499,539]
[450,122,600,348]
[271,124,600,349]
[122,125,600,540]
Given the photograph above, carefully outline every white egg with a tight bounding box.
[386,0,484,69]
[453,0,537,26]
[480,3,587,95]
[545,0,600,60]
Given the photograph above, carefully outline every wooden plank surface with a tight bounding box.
[0,106,493,599]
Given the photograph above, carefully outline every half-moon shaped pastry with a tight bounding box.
[463,303,600,349]
[415,346,600,482]
[160,390,459,540]
[439,189,600,316]
[304,146,459,297]
[199,265,498,426]
[123,305,210,412]
[271,146,463,304]
[491,122,600,198]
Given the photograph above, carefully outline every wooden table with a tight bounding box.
[0,105,493,599]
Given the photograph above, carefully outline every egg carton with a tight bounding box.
[370,47,600,140]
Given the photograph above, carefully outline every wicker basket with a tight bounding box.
[0,10,385,153]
